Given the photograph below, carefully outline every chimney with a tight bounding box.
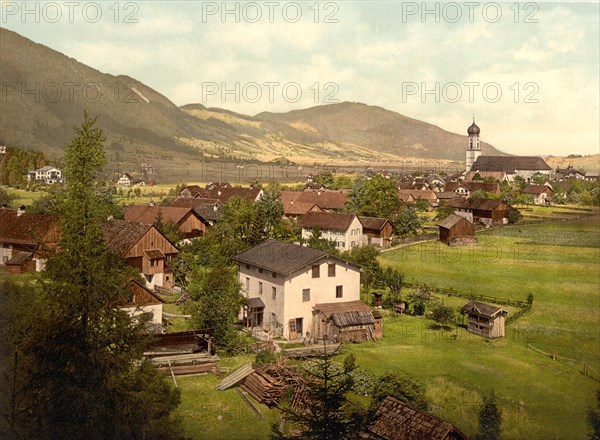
[149,201,155,207]
[17,205,26,216]
[218,190,222,196]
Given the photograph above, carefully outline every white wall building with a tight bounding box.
[300,212,364,252]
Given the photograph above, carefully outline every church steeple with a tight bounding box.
[466,117,481,173]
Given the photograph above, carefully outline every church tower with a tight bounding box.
[466,118,481,173]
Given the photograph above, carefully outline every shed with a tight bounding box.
[362,396,468,440]
[312,300,381,343]
[5,251,34,274]
[461,300,508,338]
[438,214,476,246]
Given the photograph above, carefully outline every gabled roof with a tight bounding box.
[446,198,506,211]
[121,278,165,307]
[445,181,500,194]
[180,185,204,197]
[124,205,194,226]
[295,189,349,210]
[437,191,461,200]
[437,214,472,230]
[206,187,262,203]
[365,396,468,440]
[103,220,153,257]
[358,216,390,231]
[461,300,507,318]
[194,204,224,222]
[170,197,222,209]
[232,239,359,276]
[300,212,357,231]
[313,300,374,326]
[471,156,551,173]
[397,189,438,202]
[6,251,33,265]
[0,209,59,246]
[523,184,553,195]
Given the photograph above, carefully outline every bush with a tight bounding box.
[371,371,428,411]
[430,302,455,328]
[413,302,425,316]
[254,349,277,367]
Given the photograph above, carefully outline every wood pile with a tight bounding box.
[241,369,286,406]
[149,353,220,368]
[282,343,341,358]
[261,363,311,412]
[216,363,254,391]
[251,340,275,353]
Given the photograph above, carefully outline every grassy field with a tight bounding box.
[373,215,600,439]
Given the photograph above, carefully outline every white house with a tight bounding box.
[300,212,364,251]
[232,239,362,341]
[117,173,133,186]
[27,166,63,184]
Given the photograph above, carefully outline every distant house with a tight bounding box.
[205,181,232,192]
[447,198,510,226]
[358,216,393,248]
[467,156,552,182]
[584,172,599,182]
[104,220,178,290]
[117,173,133,186]
[170,197,222,209]
[204,186,263,204]
[295,189,349,211]
[119,278,165,327]
[438,214,476,246]
[445,181,500,197]
[312,300,382,343]
[397,189,438,209]
[27,166,63,184]
[523,184,553,205]
[300,212,363,251]
[231,239,363,341]
[461,300,508,338]
[555,165,586,180]
[124,205,210,239]
[180,185,205,198]
[280,190,324,218]
[363,396,468,440]
[0,207,60,271]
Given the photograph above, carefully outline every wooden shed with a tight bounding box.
[461,300,508,338]
[363,396,468,440]
[311,301,381,343]
[438,214,476,246]
[5,251,35,274]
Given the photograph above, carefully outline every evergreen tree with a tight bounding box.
[11,115,181,439]
[588,389,600,440]
[394,206,423,237]
[476,395,502,440]
[257,182,285,237]
[272,350,365,440]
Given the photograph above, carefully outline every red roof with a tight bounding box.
[0,208,59,246]
[124,205,193,226]
[300,212,357,231]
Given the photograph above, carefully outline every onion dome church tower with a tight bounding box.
[466,117,481,172]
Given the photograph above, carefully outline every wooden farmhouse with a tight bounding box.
[124,205,210,240]
[397,189,438,209]
[447,198,509,226]
[312,300,383,343]
[179,185,205,198]
[119,278,166,328]
[438,214,476,246]
[461,300,508,338]
[445,181,500,197]
[104,220,178,290]
[301,212,364,251]
[232,239,374,341]
[0,207,60,272]
[358,216,394,248]
[523,184,553,205]
[362,396,468,440]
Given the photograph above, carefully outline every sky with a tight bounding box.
[1,1,599,156]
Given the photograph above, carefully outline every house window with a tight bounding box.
[272,286,276,300]
[338,241,345,248]
[259,268,263,274]
[336,285,343,298]
[271,313,277,325]
[245,277,250,291]
[351,241,356,248]
[328,263,336,277]
[245,264,250,270]
[272,272,277,278]
[302,288,310,302]
[312,264,320,278]
[258,282,263,295]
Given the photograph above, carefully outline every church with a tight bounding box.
[464,119,551,182]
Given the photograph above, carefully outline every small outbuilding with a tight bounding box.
[362,396,468,440]
[312,300,382,343]
[461,300,508,338]
[5,251,35,274]
[438,214,476,246]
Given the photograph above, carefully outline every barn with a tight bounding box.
[438,214,476,246]
[461,300,508,338]
[311,300,382,343]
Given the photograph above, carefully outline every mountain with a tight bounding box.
[0,28,504,175]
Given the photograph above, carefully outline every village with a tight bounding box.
[1,120,599,439]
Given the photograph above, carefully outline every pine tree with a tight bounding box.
[12,114,181,439]
[477,395,502,440]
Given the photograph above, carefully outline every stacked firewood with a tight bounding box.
[262,363,312,412]
[241,369,287,406]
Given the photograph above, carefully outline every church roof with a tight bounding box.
[467,120,480,135]
[471,156,551,173]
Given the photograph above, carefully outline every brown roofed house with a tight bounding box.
[358,216,394,248]
[301,212,363,251]
[104,220,178,290]
[447,198,509,227]
[295,189,349,211]
[363,396,468,440]
[523,184,553,205]
[312,300,382,343]
[119,278,166,327]
[205,187,263,203]
[124,205,209,239]
[0,207,60,272]
[445,181,501,197]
